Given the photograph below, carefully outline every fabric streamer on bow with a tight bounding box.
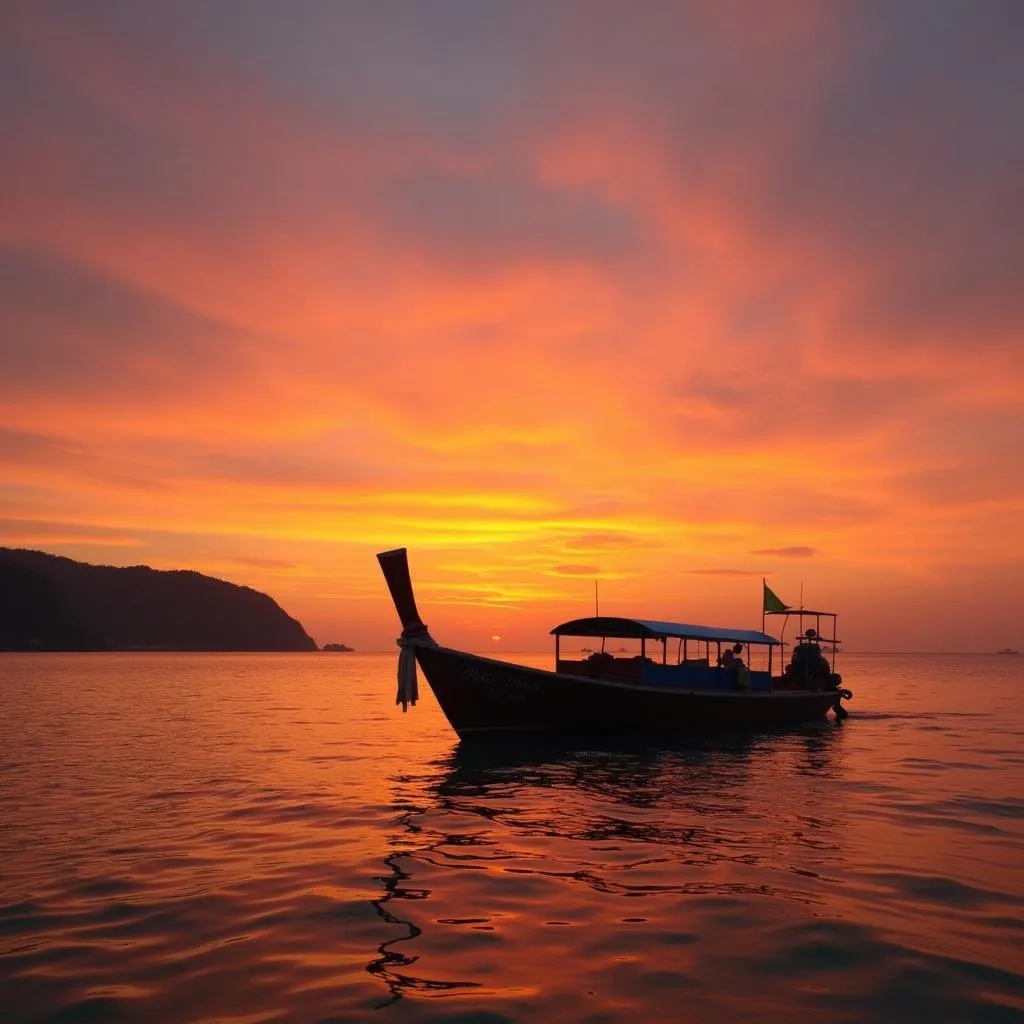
[395,634,420,711]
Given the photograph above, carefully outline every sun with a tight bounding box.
[491,635,501,641]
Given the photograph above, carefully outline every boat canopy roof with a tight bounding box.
[550,616,780,646]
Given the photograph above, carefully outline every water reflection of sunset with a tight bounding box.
[367,656,1023,1015]
[1,653,1021,1021]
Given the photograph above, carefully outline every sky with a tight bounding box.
[1,1,1022,652]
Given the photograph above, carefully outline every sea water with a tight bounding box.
[1,652,1021,1023]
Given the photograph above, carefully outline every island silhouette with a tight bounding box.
[0,548,318,652]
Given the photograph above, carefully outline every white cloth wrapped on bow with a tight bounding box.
[396,636,420,712]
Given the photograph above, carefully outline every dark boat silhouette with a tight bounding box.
[377,548,852,738]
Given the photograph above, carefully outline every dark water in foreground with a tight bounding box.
[1,652,1022,1023]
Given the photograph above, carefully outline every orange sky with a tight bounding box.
[1,2,1022,651]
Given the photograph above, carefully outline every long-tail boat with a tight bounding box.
[377,548,852,739]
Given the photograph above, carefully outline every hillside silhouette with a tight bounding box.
[0,549,318,651]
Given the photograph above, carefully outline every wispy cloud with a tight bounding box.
[752,547,819,559]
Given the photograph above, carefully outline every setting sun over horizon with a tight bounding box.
[2,2,1022,653]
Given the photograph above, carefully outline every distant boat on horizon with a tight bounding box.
[996,647,1020,655]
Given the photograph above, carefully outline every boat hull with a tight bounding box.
[414,645,842,738]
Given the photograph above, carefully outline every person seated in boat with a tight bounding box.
[810,645,839,689]
[719,643,744,668]
[584,649,616,679]
[785,631,831,688]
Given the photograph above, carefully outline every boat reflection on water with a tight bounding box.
[366,804,482,1007]
[366,728,846,1006]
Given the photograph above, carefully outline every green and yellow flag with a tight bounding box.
[763,580,790,614]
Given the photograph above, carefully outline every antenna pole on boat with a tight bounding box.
[594,579,600,617]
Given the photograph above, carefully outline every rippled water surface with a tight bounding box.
[2,652,1022,1023]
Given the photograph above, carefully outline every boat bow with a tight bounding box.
[377,547,437,710]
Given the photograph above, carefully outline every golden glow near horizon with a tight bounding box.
[1,4,1022,651]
